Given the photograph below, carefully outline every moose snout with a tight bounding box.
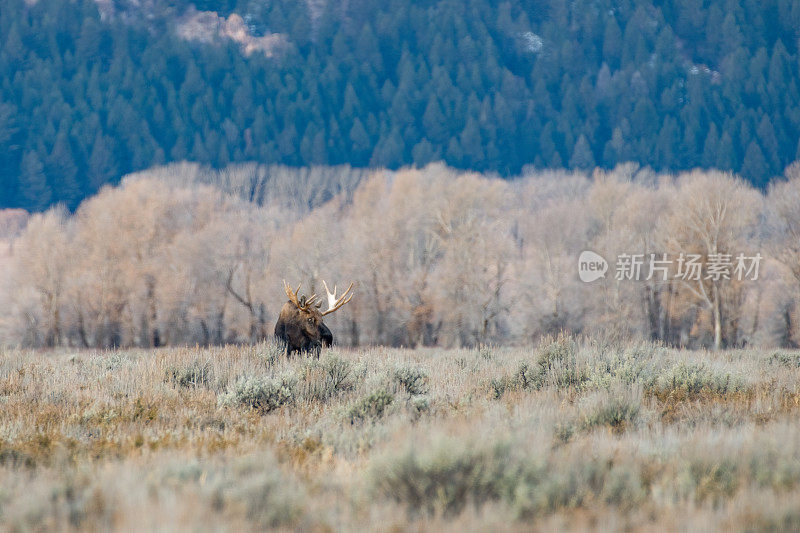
[320,322,333,347]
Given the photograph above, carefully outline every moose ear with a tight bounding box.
[316,302,322,309]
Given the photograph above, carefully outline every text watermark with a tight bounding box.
[579,252,762,282]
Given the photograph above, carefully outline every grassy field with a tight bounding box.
[2,336,800,531]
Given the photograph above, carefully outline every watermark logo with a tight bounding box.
[578,250,608,282]
[579,252,763,282]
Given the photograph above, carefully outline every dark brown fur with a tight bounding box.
[274,301,333,356]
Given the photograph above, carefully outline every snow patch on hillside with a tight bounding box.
[176,9,288,57]
[84,1,288,57]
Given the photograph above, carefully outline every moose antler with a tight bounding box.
[283,280,317,311]
[321,280,355,316]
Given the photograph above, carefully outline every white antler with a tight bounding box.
[321,280,355,316]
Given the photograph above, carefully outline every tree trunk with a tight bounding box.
[147,276,160,348]
[350,318,359,347]
[258,303,267,341]
[77,309,90,348]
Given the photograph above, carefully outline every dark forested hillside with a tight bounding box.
[2,0,799,210]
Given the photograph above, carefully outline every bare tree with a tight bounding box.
[509,170,592,340]
[428,171,513,346]
[0,162,781,350]
[663,171,761,349]
[764,162,800,345]
[10,207,71,347]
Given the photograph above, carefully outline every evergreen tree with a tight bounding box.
[655,118,679,170]
[311,130,328,164]
[459,118,484,164]
[370,129,405,168]
[422,97,447,143]
[569,134,595,170]
[0,0,798,211]
[445,138,464,166]
[756,115,780,173]
[701,124,719,168]
[88,133,117,192]
[349,118,371,163]
[411,138,439,166]
[19,151,51,211]
[602,17,623,69]
[741,140,769,187]
[716,132,738,171]
[47,126,81,208]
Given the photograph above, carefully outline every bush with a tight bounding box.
[410,395,430,416]
[370,435,647,519]
[684,459,739,503]
[255,338,286,365]
[490,338,586,398]
[601,465,646,506]
[347,389,394,423]
[580,391,640,432]
[511,460,645,518]
[515,361,540,390]
[393,364,429,395]
[370,433,651,519]
[166,360,213,388]
[369,439,512,516]
[746,508,800,533]
[584,345,658,390]
[218,374,296,413]
[553,422,575,444]
[298,354,356,402]
[489,361,546,399]
[489,375,518,399]
[322,354,357,390]
[768,351,800,367]
[211,454,305,528]
[533,336,587,390]
[651,361,746,400]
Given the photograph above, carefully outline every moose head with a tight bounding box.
[274,280,355,356]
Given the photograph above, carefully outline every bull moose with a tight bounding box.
[274,280,355,356]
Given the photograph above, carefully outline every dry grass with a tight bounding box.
[2,336,800,531]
